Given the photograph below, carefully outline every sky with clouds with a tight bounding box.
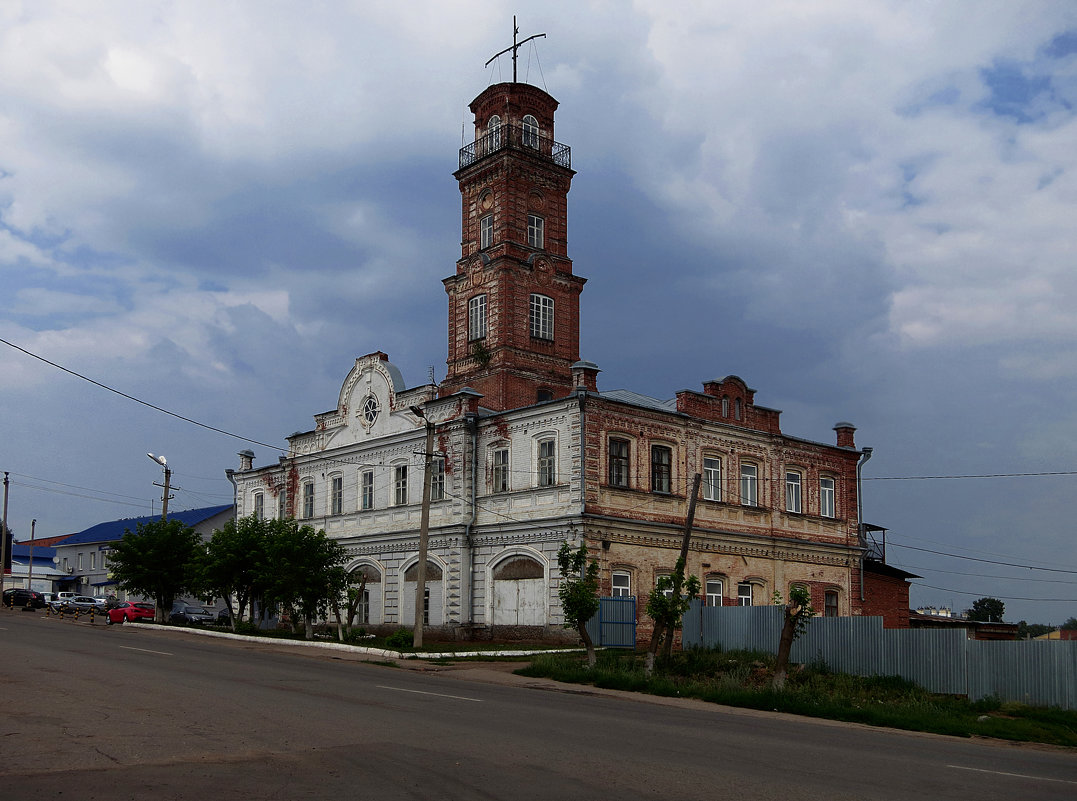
[2,1,1076,624]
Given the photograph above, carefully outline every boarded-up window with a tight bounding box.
[403,561,443,581]
[493,557,544,580]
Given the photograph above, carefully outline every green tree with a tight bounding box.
[199,515,271,630]
[772,585,815,690]
[257,519,348,639]
[1017,621,1055,639]
[1060,617,1077,631]
[644,557,701,675]
[966,596,1005,623]
[556,542,600,667]
[108,519,202,622]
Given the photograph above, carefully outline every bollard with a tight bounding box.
[90,607,95,625]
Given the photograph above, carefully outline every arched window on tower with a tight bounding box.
[487,114,502,152]
[522,114,539,148]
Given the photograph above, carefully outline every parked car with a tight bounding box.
[170,603,215,626]
[107,602,156,624]
[61,595,103,614]
[2,588,47,609]
[50,591,76,610]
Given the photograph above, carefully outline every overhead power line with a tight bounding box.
[890,542,1077,574]
[914,583,1077,602]
[0,336,284,452]
[866,471,1077,480]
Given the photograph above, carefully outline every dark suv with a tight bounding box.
[2,588,47,609]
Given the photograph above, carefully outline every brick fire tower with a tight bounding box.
[440,80,586,410]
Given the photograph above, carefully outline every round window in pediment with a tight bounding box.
[362,395,380,425]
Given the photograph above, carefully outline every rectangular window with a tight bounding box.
[357,589,370,624]
[253,492,264,520]
[278,492,287,519]
[468,294,487,340]
[820,477,835,518]
[738,582,754,606]
[62,557,69,572]
[361,470,374,510]
[705,578,723,607]
[651,445,672,494]
[537,439,556,487]
[529,293,554,340]
[430,457,445,502]
[394,465,408,506]
[786,471,802,513]
[740,463,758,507]
[492,448,510,493]
[78,553,84,570]
[608,438,629,487]
[703,456,722,501]
[331,475,343,516]
[612,571,631,597]
[527,214,544,248]
[825,590,839,617]
[480,214,493,249]
[302,482,314,519]
[90,552,96,571]
[656,574,674,598]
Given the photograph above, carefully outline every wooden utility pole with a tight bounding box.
[413,411,435,648]
[1,472,9,598]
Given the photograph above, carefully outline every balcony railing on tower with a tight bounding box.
[459,122,571,170]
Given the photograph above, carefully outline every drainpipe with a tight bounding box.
[856,446,873,602]
[463,413,479,628]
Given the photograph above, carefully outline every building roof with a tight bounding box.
[598,389,679,413]
[58,505,234,546]
[11,543,57,560]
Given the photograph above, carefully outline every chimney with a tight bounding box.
[238,449,255,471]
[833,422,857,449]
[572,360,601,393]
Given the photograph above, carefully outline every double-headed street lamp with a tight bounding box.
[147,453,172,520]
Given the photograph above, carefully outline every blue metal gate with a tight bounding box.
[585,596,636,648]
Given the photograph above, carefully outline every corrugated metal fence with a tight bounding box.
[682,601,1077,709]
[585,596,636,648]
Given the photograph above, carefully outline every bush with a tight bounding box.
[385,628,413,649]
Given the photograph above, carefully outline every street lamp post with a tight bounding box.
[147,453,172,520]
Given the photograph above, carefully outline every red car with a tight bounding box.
[106,602,156,624]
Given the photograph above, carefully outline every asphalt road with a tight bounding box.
[1,610,1074,800]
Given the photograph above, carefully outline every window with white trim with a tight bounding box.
[330,474,343,516]
[785,470,802,513]
[656,572,674,598]
[253,492,264,520]
[611,571,631,597]
[78,552,84,570]
[608,438,630,488]
[430,457,445,502]
[529,293,554,340]
[393,464,408,506]
[537,438,556,487]
[522,114,539,148]
[278,492,287,519]
[527,214,544,249]
[468,294,487,340]
[740,463,758,507]
[361,470,374,510]
[651,444,672,494]
[487,114,502,149]
[480,214,493,249]
[820,476,836,518]
[705,578,724,607]
[491,448,509,493]
[738,581,754,606]
[90,552,96,571]
[825,589,839,617]
[703,456,722,501]
[302,481,314,519]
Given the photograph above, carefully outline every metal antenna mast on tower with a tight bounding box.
[485,15,546,83]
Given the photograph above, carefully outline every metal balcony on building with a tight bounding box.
[459,123,571,170]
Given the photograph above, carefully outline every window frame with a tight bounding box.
[430,456,445,502]
[537,437,556,487]
[611,570,632,597]
[480,214,493,249]
[468,294,487,341]
[278,491,287,519]
[824,589,839,617]
[820,476,836,518]
[739,462,758,507]
[785,470,802,514]
[522,114,540,148]
[608,437,630,488]
[487,114,502,149]
[529,293,554,340]
[393,463,409,506]
[651,444,672,494]
[705,577,724,607]
[703,455,722,502]
[737,581,754,606]
[491,447,510,493]
[361,469,374,511]
[527,213,544,249]
[302,481,315,519]
[253,491,264,520]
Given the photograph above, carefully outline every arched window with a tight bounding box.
[302,481,315,519]
[487,114,502,150]
[252,492,264,520]
[705,577,724,606]
[522,114,539,148]
[468,294,487,340]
